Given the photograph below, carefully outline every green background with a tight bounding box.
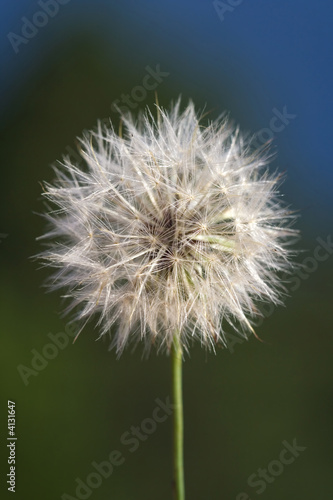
[1,1,333,499]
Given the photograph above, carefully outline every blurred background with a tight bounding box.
[1,1,333,499]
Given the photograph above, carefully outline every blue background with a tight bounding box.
[1,1,332,499]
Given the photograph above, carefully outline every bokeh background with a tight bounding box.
[1,1,333,499]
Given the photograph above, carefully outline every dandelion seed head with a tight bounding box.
[38,99,297,355]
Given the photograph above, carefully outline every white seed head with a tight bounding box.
[38,99,298,355]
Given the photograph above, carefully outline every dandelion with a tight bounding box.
[38,99,297,499]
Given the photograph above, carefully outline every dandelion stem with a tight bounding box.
[171,334,185,500]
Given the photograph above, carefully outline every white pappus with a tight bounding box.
[38,99,298,355]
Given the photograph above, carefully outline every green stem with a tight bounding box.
[171,335,185,500]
